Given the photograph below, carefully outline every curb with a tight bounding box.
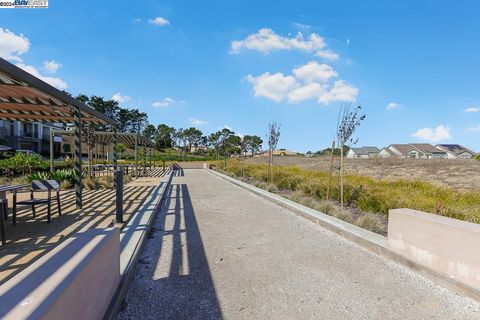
[104,168,174,320]
[207,168,480,302]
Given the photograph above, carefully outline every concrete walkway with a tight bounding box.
[118,169,480,320]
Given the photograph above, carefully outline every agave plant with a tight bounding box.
[28,168,77,184]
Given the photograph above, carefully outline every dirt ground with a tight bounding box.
[246,156,480,191]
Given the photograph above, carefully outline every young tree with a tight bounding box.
[267,122,281,179]
[336,104,366,208]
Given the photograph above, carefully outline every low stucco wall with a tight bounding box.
[0,228,120,320]
[388,208,480,291]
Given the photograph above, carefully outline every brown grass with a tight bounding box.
[247,156,480,191]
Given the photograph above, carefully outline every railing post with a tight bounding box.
[114,169,123,223]
[50,131,54,173]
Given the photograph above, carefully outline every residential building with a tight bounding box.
[410,144,447,159]
[380,143,447,159]
[0,120,63,156]
[257,148,298,157]
[346,146,380,158]
[435,144,476,159]
[378,147,394,158]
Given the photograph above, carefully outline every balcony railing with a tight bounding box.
[19,130,39,139]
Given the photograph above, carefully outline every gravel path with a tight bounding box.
[118,169,480,320]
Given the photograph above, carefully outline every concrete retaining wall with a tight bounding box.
[388,208,480,291]
[0,228,120,320]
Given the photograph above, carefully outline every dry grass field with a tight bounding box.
[246,156,480,191]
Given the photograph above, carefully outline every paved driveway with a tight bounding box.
[118,169,480,319]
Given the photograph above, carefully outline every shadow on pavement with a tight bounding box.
[120,182,222,319]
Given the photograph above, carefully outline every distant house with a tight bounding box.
[410,144,447,159]
[380,143,447,159]
[258,148,298,157]
[435,144,476,159]
[378,147,394,158]
[346,146,380,158]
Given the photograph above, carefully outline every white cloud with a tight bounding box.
[189,118,207,126]
[315,50,339,61]
[466,125,480,133]
[43,60,62,73]
[465,107,479,113]
[132,18,142,23]
[318,80,358,104]
[16,63,67,90]
[411,125,452,142]
[292,22,311,31]
[0,28,30,62]
[244,72,298,102]
[293,61,337,83]
[152,97,185,108]
[287,82,323,103]
[231,28,326,54]
[112,92,132,103]
[244,61,358,105]
[386,102,402,110]
[148,17,170,26]
[0,29,67,89]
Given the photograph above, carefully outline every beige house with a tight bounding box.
[379,143,447,159]
[347,146,380,158]
[258,148,298,157]
[434,144,476,159]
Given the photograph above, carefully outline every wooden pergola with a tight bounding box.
[0,58,117,209]
[50,130,155,177]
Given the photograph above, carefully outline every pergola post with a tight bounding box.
[143,146,147,175]
[113,128,118,170]
[134,134,138,177]
[74,105,83,209]
[149,147,152,170]
[50,130,54,173]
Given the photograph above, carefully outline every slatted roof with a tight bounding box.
[94,132,154,148]
[0,58,115,125]
[54,130,154,148]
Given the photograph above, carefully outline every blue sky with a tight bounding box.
[1,0,480,152]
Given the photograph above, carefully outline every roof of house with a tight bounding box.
[380,148,394,155]
[349,147,368,155]
[389,144,417,154]
[436,144,476,155]
[350,146,380,155]
[363,146,380,153]
[410,143,446,154]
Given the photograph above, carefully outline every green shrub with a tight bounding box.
[0,153,49,176]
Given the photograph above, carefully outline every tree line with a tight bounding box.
[77,94,263,159]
